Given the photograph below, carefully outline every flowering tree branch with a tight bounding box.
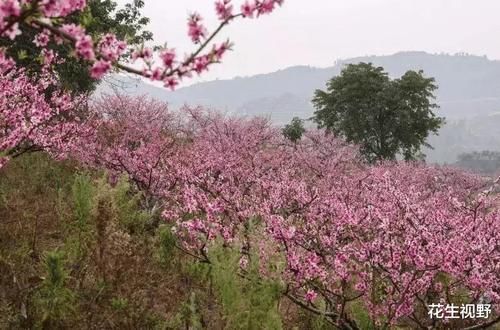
[0,0,284,89]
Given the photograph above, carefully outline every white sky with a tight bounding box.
[116,0,500,85]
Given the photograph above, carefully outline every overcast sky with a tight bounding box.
[116,0,500,85]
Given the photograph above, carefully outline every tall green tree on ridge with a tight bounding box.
[312,62,444,162]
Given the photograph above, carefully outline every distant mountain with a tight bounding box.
[101,51,500,120]
[98,51,500,164]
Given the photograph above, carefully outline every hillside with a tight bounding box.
[99,52,500,164]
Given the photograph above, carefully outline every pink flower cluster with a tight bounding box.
[187,13,207,44]
[39,0,87,18]
[0,0,86,40]
[88,34,126,78]
[0,64,94,168]
[241,0,284,18]
[215,0,234,21]
[0,0,284,89]
[73,95,181,199]
[0,49,14,73]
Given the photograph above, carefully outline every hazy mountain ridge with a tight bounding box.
[106,51,500,118]
[100,51,500,164]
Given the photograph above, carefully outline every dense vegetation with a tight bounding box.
[3,92,499,328]
[0,1,499,329]
[0,154,309,329]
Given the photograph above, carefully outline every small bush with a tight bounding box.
[34,250,76,328]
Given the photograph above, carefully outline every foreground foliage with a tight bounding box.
[1,155,310,329]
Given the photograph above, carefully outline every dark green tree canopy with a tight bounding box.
[282,117,306,143]
[0,0,152,93]
[312,62,443,162]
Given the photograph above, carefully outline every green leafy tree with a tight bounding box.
[282,117,306,143]
[0,0,152,93]
[312,63,444,162]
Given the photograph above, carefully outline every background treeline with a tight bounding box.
[455,150,500,176]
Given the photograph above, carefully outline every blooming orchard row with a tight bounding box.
[70,96,499,329]
[0,0,283,88]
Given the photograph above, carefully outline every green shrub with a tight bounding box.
[72,174,94,230]
[208,242,283,330]
[157,225,176,266]
[110,176,150,234]
[34,250,75,328]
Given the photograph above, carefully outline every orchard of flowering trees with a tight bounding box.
[0,1,499,329]
[68,99,499,328]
